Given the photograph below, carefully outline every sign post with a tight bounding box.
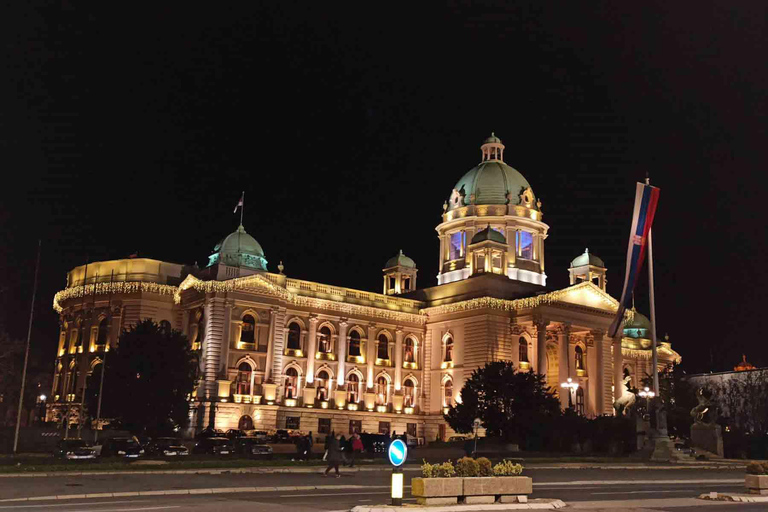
[388,438,407,506]
[473,417,482,457]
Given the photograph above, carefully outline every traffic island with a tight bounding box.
[698,492,768,503]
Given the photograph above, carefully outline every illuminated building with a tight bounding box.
[48,134,680,440]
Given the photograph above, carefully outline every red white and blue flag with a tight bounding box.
[608,182,660,337]
[233,192,244,213]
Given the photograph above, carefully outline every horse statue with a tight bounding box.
[690,387,718,425]
[613,375,636,416]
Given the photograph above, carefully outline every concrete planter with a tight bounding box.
[411,477,462,505]
[463,476,532,497]
[746,474,768,495]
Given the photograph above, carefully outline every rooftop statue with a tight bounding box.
[690,387,718,426]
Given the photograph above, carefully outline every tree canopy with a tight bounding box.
[87,319,197,435]
[444,361,560,443]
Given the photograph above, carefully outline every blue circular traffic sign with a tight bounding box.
[388,439,407,467]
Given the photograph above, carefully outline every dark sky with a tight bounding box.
[2,1,766,374]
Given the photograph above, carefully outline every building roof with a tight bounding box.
[207,224,268,271]
[384,250,416,269]
[470,226,507,245]
[623,308,652,339]
[570,248,605,268]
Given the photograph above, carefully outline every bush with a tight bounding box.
[746,462,768,475]
[421,459,436,478]
[421,459,456,478]
[455,457,479,477]
[492,459,524,476]
[476,457,493,477]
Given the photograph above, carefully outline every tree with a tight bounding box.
[444,361,560,445]
[87,319,197,436]
[641,362,696,438]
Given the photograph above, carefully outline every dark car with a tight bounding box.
[100,437,144,458]
[252,430,269,443]
[146,437,190,456]
[271,429,291,443]
[54,438,97,460]
[225,429,249,440]
[196,427,225,440]
[360,433,391,454]
[192,437,234,455]
[234,438,273,458]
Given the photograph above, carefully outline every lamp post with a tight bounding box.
[560,377,579,410]
[638,387,655,421]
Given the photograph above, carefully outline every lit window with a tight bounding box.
[402,277,410,291]
[443,379,453,407]
[348,331,362,357]
[575,388,585,415]
[240,315,256,343]
[287,323,301,350]
[403,379,415,407]
[518,336,528,363]
[316,370,330,400]
[376,377,388,404]
[318,326,332,353]
[444,336,454,362]
[575,346,584,370]
[377,334,389,360]
[347,374,360,403]
[237,362,252,395]
[519,231,534,260]
[404,337,415,363]
[96,318,109,346]
[284,368,299,399]
[448,231,465,260]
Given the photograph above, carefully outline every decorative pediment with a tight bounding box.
[550,281,619,313]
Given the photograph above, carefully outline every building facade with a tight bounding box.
[47,135,681,441]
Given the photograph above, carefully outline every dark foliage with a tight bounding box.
[86,319,197,436]
[642,362,696,438]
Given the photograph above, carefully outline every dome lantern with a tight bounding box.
[205,224,268,280]
[480,132,505,162]
[569,248,606,291]
[383,250,418,295]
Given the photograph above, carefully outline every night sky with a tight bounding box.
[2,2,766,374]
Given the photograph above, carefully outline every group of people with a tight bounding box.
[293,431,364,477]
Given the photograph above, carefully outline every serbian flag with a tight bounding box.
[608,182,660,337]
[233,191,244,213]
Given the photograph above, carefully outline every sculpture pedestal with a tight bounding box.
[691,423,724,458]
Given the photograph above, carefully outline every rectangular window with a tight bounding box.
[349,420,362,435]
[318,418,331,434]
[519,231,534,260]
[491,226,505,237]
[378,421,391,435]
[407,423,417,437]
[476,254,485,272]
[448,231,464,260]
[388,276,396,289]
[286,416,300,430]
[402,277,410,291]
[492,252,502,271]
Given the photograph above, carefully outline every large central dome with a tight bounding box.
[447,134,537,212]
[207,224,268,271]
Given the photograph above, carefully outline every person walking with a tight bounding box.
[324,433,343,477]
[348,432,363,468]
[305,431,314,460]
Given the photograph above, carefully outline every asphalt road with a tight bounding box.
[0,467,761,511]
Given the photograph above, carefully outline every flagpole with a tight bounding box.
[77,268,96,437]
[239,190,244,227]
[65,257,88,439]
[645,178,659,396]
[94,270,114,443]
[12,240,41,455]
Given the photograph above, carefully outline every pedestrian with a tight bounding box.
[324,433,343,477]
[339,434,349,466]
[348,432,363,468]
[305,431,314,460]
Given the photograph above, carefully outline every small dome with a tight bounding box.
[384,250,416,269]
[570,248,605,268]
[207,225,268,271]
[470,226,507,245]
[484,132,502,144]
[623,308,652,339]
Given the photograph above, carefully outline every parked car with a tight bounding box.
[252,430,269,443]
[192,437,234,455]
[225,429,249,440]
[100,437,144,458]
[145,437,189,456]
[196,427,225,440]
[234,438,273,458]
[271,429,292,443]
[448,435,468,442]
[54,438,97,460]
[360,433,391,454]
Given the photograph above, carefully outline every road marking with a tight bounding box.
[85,507,180,512]
[533,478,743,486]
[590,489,696,495]
[0,501,149,510]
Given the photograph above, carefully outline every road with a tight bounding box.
[0,467,762,511]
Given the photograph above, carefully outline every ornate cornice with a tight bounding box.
[53,282,177,313]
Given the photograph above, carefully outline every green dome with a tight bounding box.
[484,133,502,144]
[207,225,268,271]
[623,309,652,339]
[384,250,416,269]
[470,226,507,245]
[448,160,535,211]
[570,248,605,268]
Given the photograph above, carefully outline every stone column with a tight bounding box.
[270,308,286,393]
[336,319,348,386]
[558,324,571,409]
[613,335,624,405]
[203,296,225,398]
[181,310,190,338]
[367,323,376,388]
[394,328,404,390]
[438,235,446,274]
[220,300,233,376]
[591,329,605,415]
[306,315,319,383]
[264,309,276,383]
[534,317,549,377]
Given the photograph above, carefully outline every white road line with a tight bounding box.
[0,502,149,510]
[279,492,391,498]
[83,507,180,512]
[590,489,696,495]
[533,479,743,486]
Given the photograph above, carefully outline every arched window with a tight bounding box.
[518,336,528,363]
[241,315,256,343]
[236,362,252,395]
[318,326,332,353]
[575,387,585,416]
[316,370,330,400]
[444,336,454,362]
[284,368,299,399]
[575,346,584,370]
[404,337,415,363]
[376,376,388,404]
[238,415,254,430]
[377,334,389,360]
[403,378,415,407]
[348,331,362,357]
[443,379,453,407]
[287,322,301,350]
[159,320,171,332]
[347,373,360,403]
[96,317,109,346]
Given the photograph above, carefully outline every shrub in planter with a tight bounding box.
[746,462,768,475]
[492,459,524,476]
[476,457,493,477]
[455,457,479,477]
[422,460,457,478]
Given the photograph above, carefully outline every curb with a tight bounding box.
[698,492,768,503]
[351,499,567,511]
[0,484,384,503]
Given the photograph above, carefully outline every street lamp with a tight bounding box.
[560,377,579,409]
[638,387,655,421]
